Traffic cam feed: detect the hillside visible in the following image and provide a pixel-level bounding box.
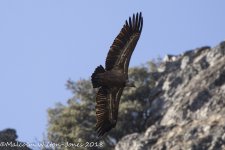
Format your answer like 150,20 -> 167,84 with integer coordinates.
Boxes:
116,41 -> 225,150
0,129 -> 31,150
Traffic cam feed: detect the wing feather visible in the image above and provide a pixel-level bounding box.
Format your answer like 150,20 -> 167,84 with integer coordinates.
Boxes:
95,87 -> 111,137
95,87 -> 124,137
105,12 -> 143,71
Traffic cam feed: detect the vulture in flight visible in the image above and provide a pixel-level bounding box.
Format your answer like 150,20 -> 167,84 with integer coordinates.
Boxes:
91,12 -> 143,137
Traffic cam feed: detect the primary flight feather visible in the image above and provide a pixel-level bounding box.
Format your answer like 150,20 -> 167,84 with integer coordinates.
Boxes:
91,12 -> 143,137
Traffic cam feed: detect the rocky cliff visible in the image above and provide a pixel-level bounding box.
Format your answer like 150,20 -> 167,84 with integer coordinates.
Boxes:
115,41 -> 225,150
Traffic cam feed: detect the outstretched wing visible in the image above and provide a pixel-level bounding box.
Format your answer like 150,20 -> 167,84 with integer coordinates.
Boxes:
105,12 -> 143,75
95,87 -> 124,137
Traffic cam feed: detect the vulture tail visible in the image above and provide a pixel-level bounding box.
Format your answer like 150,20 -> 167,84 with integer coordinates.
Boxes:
91,65 -> 105,88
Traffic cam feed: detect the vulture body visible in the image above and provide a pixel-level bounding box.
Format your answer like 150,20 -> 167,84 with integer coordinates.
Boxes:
91,12 -> 143,137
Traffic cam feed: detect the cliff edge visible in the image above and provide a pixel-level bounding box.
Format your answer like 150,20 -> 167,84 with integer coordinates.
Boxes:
116,41 -> 225,150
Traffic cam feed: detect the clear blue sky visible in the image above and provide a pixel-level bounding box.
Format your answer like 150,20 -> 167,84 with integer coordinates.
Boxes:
0,0 -> 224,144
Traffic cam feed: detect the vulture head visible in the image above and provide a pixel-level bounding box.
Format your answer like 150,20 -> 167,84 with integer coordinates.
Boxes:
125,80 -> 136,87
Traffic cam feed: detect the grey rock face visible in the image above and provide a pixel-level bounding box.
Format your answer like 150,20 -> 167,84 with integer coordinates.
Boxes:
0,128 -> 31,150
116,41 -> 225,150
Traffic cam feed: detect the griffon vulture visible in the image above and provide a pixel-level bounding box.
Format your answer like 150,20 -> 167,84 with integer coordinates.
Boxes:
91,12 -> 143,137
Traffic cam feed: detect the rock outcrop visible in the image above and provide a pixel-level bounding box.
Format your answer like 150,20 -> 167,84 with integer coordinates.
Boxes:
115,41 -> 225,150
0,128 -> 31,150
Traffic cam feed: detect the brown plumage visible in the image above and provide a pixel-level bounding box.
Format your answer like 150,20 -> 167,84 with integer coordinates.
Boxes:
91,12 -> 143,137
